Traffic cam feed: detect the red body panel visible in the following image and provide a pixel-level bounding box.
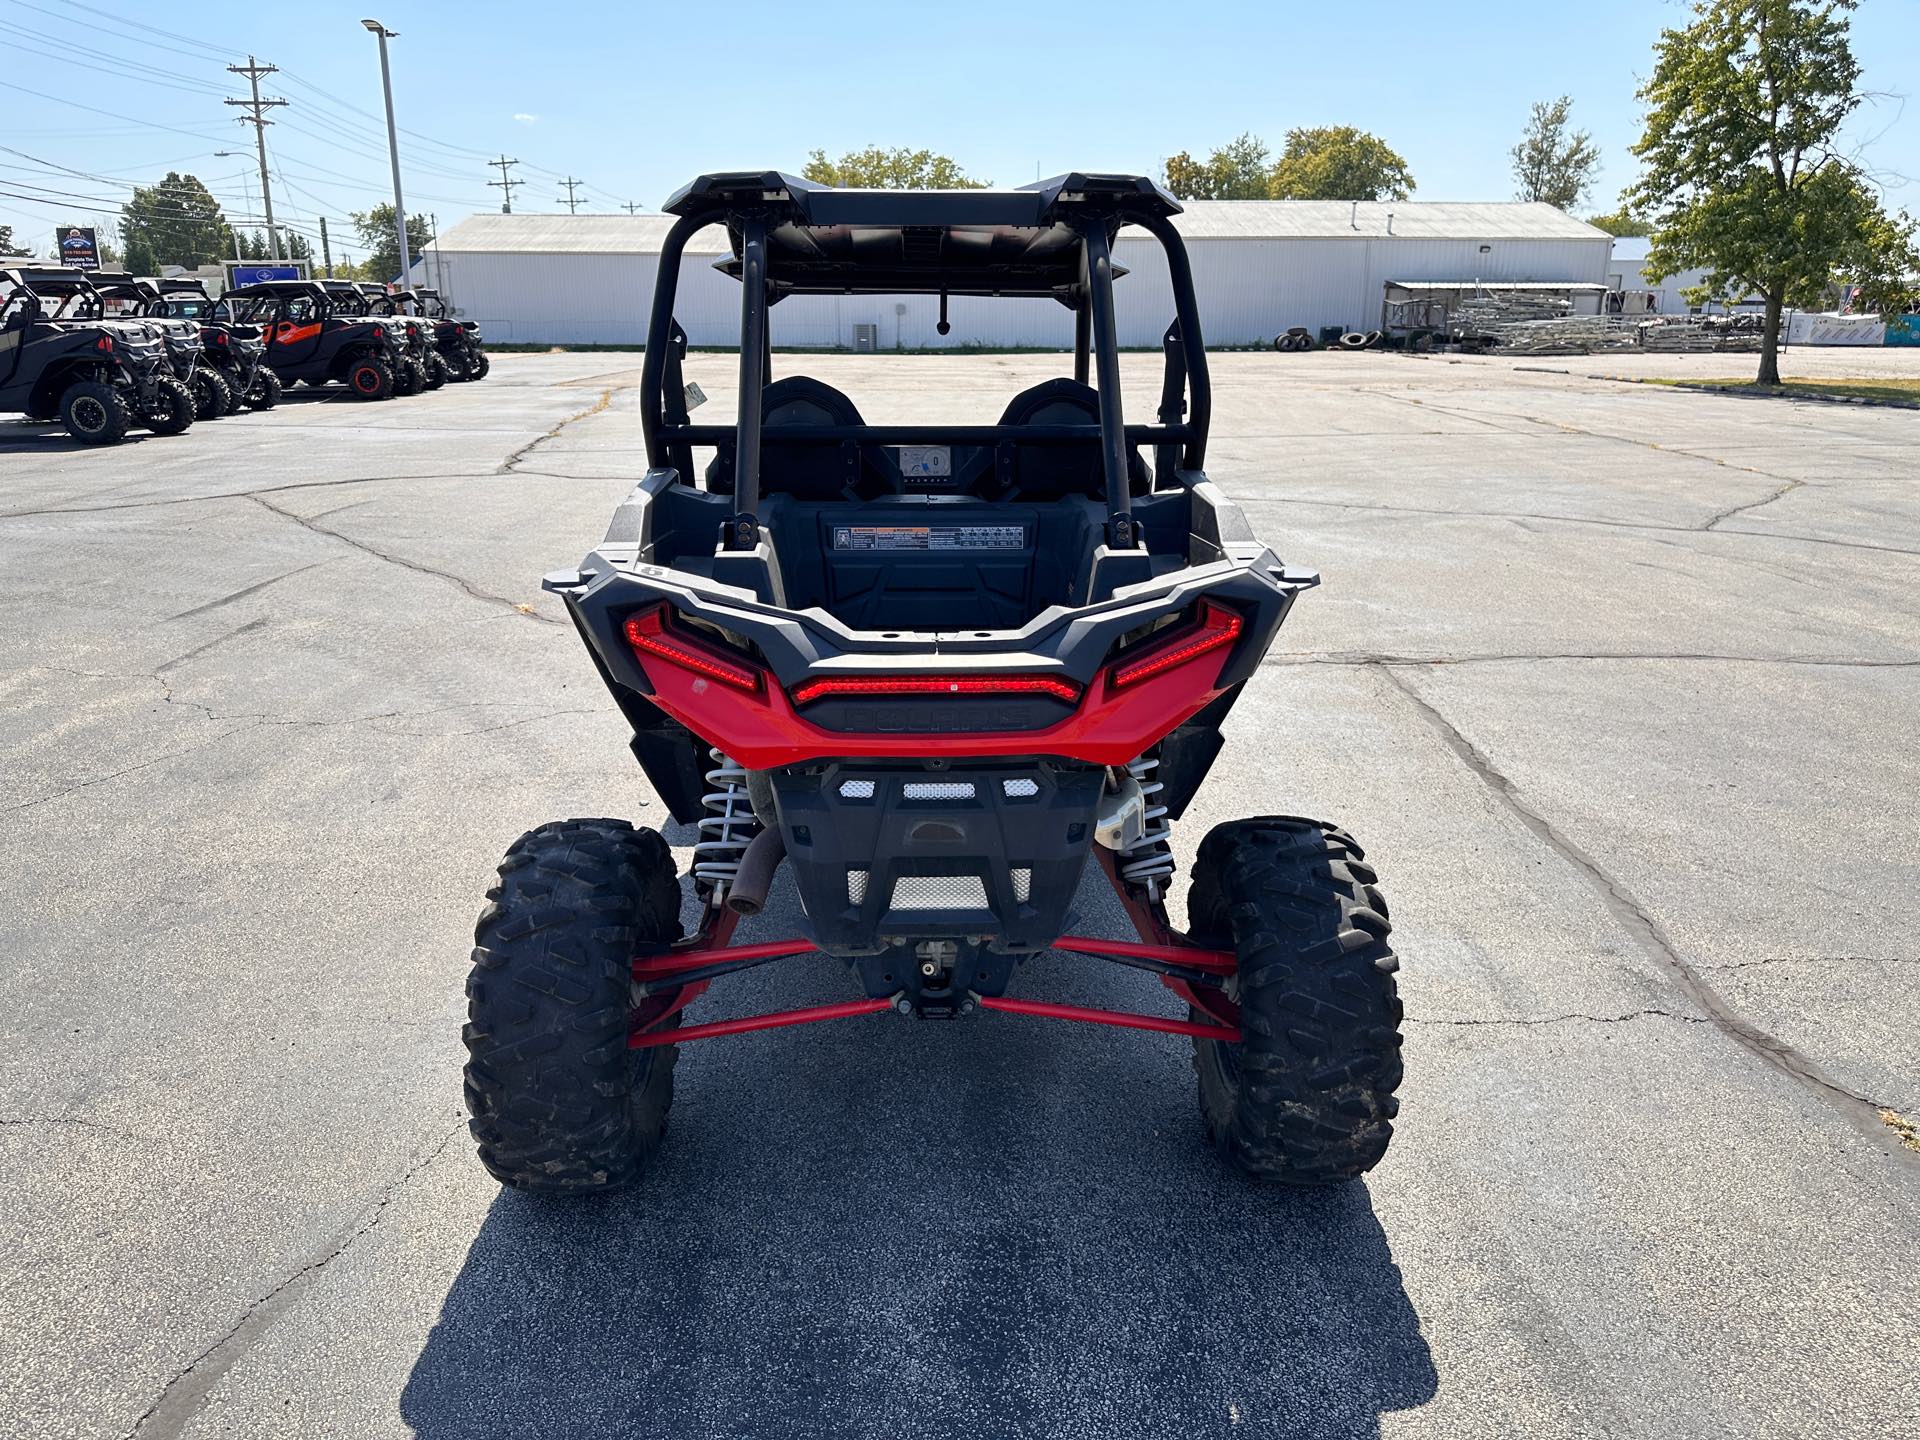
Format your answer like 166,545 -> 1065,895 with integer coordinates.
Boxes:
631,646 -> 1234,767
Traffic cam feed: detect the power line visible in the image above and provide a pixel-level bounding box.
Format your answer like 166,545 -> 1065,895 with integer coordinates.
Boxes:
487,155 -> 522,213
557,176 -> 585,214
224,56 -> 285,261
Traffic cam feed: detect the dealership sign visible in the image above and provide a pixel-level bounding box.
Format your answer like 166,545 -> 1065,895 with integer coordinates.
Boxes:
56,225 -> 100,270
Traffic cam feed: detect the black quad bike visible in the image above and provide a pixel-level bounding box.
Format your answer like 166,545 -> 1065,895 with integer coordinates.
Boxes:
86,272 -> 236,421
464,173 -> 1404,1195
324,281 -> 445,393
1,267 -> 195,443
147,279 -> 282,411
219,279 -> 408,400
402,287 -> 488,381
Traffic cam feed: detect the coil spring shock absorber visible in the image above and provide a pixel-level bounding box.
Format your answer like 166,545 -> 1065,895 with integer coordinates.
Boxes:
1118,753 -> 1175,903
694,748 -> 756,907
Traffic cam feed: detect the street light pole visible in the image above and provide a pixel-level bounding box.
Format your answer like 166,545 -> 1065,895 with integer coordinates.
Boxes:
362,19 -> 411,286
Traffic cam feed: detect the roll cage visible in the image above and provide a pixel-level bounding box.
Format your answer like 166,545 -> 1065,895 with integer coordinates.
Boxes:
637,170 -> 1212,553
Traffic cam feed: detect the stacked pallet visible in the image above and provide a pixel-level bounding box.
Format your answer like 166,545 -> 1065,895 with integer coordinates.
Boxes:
1490,316 -> 1641,355
1453,292 -> 1572,334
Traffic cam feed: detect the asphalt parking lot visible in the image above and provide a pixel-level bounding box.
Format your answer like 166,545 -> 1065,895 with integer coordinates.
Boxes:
3,349 -> 1916,1440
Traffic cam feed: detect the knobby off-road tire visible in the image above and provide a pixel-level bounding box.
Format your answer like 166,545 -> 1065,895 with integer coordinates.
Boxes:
471,350 -> 490,379
464,818 -> 684,1194
190,368 -> 233,420
422,351 -> 450,390
445,348 -> 474,382
245,368 -> 282,410
58,379 -> 130,444
347,356 -> 395,401
1187,816 -> 1403,1184
139,375 -> 196,435
395,357 -> 425,396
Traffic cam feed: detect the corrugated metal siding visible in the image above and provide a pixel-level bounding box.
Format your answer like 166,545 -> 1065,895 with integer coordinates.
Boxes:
427,234 -> 1611,348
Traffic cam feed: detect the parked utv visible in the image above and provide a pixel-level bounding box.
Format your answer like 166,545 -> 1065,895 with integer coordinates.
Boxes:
400,287 -> 487,381
324,281 -> 443,393
147,278 -> 282,411
1,266 -> 195,442
88,272 -> 236,420
464,172 -> 1404,1196
220,279 -> 407,400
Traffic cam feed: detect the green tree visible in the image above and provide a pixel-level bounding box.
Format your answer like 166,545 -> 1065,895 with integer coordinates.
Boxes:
1162,133 -> 1272,199
0,223 -> 30,257
1630,0 -> 1920,384
1511,96 -> 1601,209
350,205 -> 434,283
118,172 -> 229,275
1586,205 -> 1653,237
1268,127 -> 1414,200
802,147 -> 987,189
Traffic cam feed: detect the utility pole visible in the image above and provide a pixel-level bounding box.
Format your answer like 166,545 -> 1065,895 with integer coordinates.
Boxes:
362,20 -> 410,286
487,155 -> 522,213
224,56 -> 286,261
319,214 -> 333,277
621,200 -> 642,215
557,177 -> 585,214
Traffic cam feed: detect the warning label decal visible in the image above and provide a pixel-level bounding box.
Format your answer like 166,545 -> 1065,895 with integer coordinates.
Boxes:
832,525 -> 1026,552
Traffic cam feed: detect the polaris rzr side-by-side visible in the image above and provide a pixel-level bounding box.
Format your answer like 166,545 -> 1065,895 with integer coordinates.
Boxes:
147,278 -> 282,411
219,279 -> 407,400
465,172 -> 1404,1195
0,267 -> 196,443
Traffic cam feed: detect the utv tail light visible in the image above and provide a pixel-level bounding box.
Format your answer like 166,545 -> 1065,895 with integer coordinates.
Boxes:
790,674 -> 1081,706
624,606 -> 761,692
95,335 -> 113,351
1108,601 -> 1243,690
372,326 -> 385,338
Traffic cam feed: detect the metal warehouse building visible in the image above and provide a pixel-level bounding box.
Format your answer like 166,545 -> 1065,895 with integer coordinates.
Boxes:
416,199 -> 1611,348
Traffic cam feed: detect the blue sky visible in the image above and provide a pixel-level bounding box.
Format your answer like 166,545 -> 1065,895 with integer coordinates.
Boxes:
4,0 -> 1917,260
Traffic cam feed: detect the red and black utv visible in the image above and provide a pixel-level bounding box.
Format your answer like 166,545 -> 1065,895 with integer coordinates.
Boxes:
219,279 -> 407,400
464,172 -> 1404,1195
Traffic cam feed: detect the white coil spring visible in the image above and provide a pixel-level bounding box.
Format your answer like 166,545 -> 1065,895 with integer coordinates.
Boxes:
1119,754 -> 1175,902
694,749 -> 755,906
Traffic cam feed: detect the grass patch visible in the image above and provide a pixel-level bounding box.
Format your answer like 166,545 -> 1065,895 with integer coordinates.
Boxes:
1643,376 -> 1920,404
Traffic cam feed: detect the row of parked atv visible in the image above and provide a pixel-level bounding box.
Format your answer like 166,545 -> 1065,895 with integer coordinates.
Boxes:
0,266 -> 489,446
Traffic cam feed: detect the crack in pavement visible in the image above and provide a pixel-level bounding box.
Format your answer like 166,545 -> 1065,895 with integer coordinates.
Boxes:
1236,494 -> 1920,561
122,1122 -> 467,1440
497,384 -> 622,474
2,726 -> 252,815
245,493 -> 563,625
1705,477 -> 1808,530
1268,650 -> 1920,670
1697,954 -> 1918,972
0,471 -> 494,521
0,1115 -> 152,1143
1407,1009 -> 1710,1028
1377,663 -> 1917,1163
164,562 -> 331,622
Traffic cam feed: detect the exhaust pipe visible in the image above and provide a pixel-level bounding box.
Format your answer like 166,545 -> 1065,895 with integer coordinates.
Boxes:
725,827 -> 787,916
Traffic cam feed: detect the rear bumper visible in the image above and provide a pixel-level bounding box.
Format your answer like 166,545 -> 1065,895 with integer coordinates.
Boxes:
769,759 -> 1104,954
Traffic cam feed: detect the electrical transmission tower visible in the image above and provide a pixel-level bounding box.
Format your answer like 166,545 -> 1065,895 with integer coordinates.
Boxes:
225,56 -> 287,261
487,155 -> 523,213
557,177 -> 585,214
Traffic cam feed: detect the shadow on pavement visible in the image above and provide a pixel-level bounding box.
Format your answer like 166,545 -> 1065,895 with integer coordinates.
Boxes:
402,888 -> 1436,1439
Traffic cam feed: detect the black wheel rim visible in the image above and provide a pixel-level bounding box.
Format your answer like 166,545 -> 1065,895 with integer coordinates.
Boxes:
71,396 -> 107,432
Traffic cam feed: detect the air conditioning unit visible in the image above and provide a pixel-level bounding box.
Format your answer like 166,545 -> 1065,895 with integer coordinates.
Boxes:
852,323 -> 878,353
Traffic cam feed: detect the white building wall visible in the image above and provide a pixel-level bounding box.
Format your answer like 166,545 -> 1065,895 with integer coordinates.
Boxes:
424,233 -> 1612,349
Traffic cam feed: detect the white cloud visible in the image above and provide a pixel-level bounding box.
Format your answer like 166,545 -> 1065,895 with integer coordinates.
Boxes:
513,112 -> 539,124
